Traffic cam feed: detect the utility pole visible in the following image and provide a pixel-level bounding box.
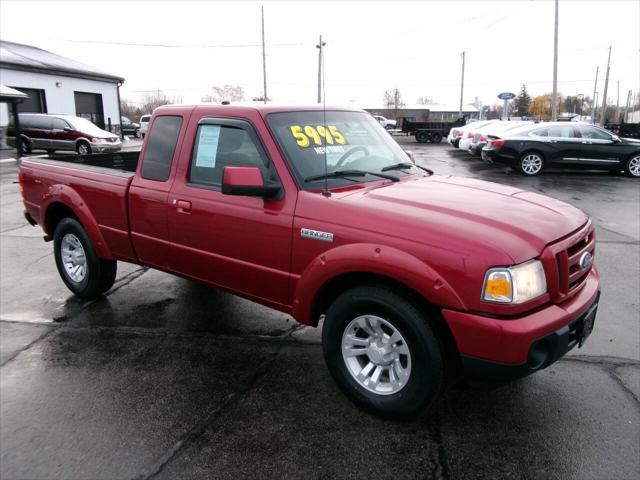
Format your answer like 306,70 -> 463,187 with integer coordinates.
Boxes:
459,51 -> 465,117
624,89 -> 632,123
551,0 -> 559,121
600,45 -> 612,126
615,80 -> 620,123
316,35 -> 325,104
261,5 -> 267,104
591,66 -> 599,124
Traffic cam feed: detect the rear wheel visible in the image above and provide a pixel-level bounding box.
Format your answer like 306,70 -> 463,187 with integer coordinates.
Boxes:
53,217 -> 117,298
518,152 -> 544,176
416,132 -> 429,143
322,285 -> 444,418
625,155 -> 640,178
431,133 -> 443,143
76,141 -> 91,156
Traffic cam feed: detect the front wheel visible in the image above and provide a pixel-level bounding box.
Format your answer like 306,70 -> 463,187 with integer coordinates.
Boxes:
76,141 -> 91,156
53,218 -> 117,298
518,152 -> 544,176
322,285 -> 444,418
625,155 -> 640,178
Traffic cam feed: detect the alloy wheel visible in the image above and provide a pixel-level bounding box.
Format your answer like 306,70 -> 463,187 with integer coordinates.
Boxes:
61,233 -> 87,283
341,315 -> 412,395
628,156 -> 640,177
521,154 -> 543,175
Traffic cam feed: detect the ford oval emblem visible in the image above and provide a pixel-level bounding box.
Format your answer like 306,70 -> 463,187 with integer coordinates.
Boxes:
579,251 -> 593,270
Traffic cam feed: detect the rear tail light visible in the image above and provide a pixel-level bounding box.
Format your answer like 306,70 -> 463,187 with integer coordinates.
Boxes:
467,132 -> 474,138
489,138 -> 505,148
18,172 -> 25,198
479,136 -> 487,142
452,129 -> 460,137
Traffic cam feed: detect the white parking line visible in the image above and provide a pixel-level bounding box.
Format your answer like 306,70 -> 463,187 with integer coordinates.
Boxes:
0,158 -> 17,164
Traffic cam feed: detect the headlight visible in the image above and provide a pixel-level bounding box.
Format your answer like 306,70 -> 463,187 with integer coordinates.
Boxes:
92,138 -> 106,144
482,259 -> 547,304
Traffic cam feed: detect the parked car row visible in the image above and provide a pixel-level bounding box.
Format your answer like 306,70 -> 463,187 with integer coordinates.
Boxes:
449,120 -> 640,178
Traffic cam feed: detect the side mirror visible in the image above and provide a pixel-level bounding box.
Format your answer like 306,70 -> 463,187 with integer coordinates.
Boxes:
221,166 -> 281,198
63,127 -> 72,132
611,135 -> 621,143
404,150 -> 416,163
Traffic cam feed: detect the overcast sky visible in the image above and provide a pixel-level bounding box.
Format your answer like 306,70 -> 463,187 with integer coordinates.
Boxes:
1,0 -> 638,109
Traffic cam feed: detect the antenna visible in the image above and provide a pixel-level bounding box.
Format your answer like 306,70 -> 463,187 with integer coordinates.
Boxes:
321,35 -> 330,198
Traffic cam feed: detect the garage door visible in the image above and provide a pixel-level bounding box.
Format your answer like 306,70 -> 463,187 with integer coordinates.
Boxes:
10,87 -> 47,113
74,91 -> 105,129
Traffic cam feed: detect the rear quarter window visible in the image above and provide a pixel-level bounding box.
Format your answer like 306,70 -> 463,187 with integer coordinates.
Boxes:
141,116 -> 183,182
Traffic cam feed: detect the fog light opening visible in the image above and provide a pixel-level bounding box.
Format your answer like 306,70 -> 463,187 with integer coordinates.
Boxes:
528,339 -> 552,370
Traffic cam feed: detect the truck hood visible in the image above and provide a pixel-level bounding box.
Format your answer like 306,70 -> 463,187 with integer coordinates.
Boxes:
346,175 -> 588,263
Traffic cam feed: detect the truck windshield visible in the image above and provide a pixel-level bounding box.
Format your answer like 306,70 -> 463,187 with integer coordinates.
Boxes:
266,111 -> 419,189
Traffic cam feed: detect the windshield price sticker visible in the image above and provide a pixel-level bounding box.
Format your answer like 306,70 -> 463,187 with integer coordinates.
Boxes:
290,125 -> 347,148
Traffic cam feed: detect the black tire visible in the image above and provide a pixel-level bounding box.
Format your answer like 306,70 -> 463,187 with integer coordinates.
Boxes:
517,151 -> 545,176
625,154 -> 640,178
76,141 -> 91,156
19,137 -> 32,154
141,133 -> 145,139
322,285 -> 444,418
431,133 -> 443,143
133,129 -> 139,138
415,132 -> 429,143
53,217 -> 117,298
46,149 -> 55,155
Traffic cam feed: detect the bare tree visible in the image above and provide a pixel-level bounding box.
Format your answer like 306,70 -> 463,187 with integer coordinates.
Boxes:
202,85 -> 245,103
383,88 -> 405,119
139,90 -> 172,114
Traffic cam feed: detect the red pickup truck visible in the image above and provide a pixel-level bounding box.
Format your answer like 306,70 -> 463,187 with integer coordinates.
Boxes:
18,104 -> 600,417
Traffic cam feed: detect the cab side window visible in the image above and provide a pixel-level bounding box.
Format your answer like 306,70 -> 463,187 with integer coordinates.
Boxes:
141,115 -> 183,182
189,123 -> 270,187
547,125 -> 576,138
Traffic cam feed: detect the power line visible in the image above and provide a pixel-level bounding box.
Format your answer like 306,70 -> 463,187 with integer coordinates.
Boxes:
54,38 -> 309,48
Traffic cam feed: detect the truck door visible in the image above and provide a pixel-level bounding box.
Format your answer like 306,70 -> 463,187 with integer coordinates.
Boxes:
166,116 -> 293,307
129,114 -> 187,269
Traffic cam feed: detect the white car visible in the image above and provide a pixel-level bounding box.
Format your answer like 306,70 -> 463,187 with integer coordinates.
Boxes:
458,120 -> 502,151
139,114 -> 151,138
467,121 -> 533,155
447,120 -> 494,147
373,115 -> 397,130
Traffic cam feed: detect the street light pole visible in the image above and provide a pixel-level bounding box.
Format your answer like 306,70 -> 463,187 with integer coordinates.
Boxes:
591,66 -> 599,124
551,0 -> 559,121
600,45 -> 612,126
459,51 -> 465,117
316,35 -> 326,104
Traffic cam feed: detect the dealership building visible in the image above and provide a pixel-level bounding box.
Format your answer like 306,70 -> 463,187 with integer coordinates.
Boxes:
0,40 -> 124,132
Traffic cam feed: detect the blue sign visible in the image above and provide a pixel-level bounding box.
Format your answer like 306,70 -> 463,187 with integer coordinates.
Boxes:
498,92 -> 516,100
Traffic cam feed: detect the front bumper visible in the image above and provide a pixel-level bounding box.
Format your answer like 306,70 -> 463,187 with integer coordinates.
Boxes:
92,141 -> 122,153
442,267 -> 600,380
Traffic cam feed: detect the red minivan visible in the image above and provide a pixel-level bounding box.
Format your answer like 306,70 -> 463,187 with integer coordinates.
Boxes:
8,113 -> 122,155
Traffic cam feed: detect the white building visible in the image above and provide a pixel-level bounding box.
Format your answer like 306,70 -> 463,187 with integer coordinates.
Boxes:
0,40 -> 124,133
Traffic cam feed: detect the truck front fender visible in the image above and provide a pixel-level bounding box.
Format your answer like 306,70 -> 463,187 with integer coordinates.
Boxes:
41,184 -> 114,260
292,243 -> 466,325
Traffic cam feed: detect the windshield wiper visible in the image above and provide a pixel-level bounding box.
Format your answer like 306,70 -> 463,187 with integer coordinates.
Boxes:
304,169 -> 399,183
381,162 -> 433,175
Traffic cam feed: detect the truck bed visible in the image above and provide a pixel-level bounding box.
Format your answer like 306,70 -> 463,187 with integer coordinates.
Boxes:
34,151 -> 140,176
20,151 -> 140,263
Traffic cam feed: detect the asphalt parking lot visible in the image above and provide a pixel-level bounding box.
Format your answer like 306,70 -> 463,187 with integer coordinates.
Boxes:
1,140 -> 639,480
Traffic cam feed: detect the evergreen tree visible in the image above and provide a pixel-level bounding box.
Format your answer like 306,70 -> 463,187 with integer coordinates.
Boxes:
514,84 -> 531,117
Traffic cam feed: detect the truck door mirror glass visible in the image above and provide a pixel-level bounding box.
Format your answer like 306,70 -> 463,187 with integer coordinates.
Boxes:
221,166 -> 281,198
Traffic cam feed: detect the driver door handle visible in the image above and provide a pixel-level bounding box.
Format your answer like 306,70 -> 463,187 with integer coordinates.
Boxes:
172,199 -> 192,213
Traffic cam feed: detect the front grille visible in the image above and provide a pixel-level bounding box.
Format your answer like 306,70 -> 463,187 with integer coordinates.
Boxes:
555,229 -> 595,295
